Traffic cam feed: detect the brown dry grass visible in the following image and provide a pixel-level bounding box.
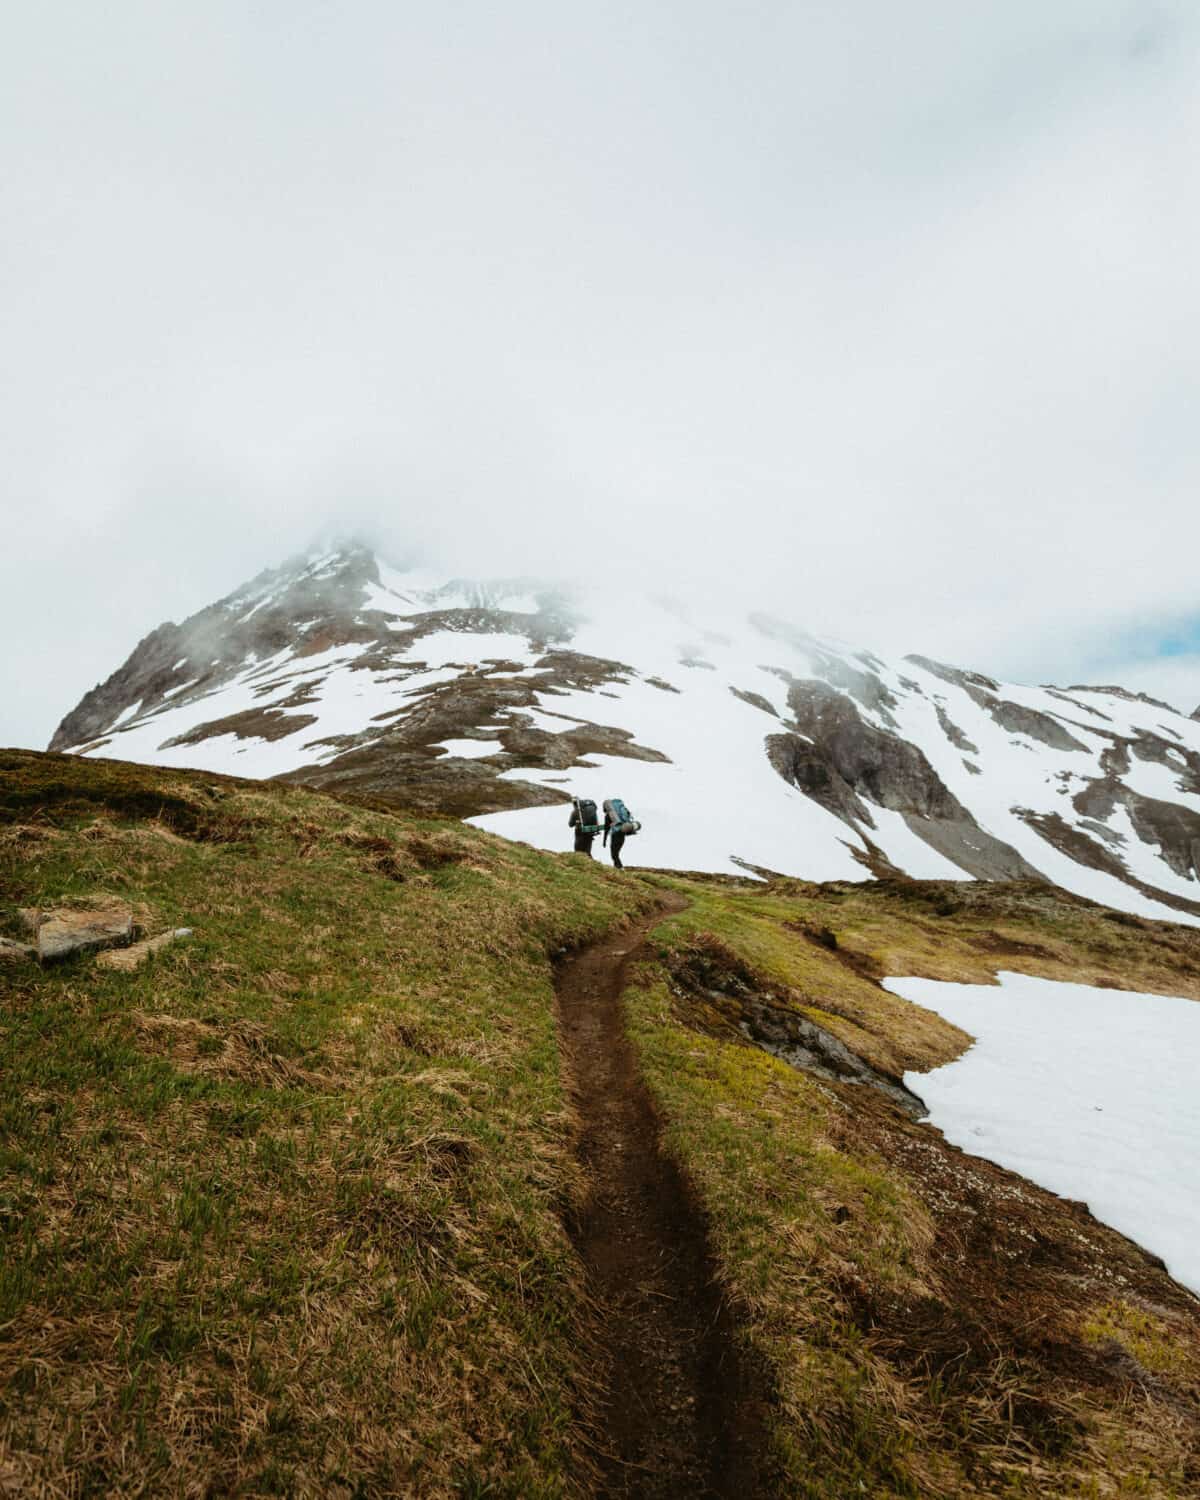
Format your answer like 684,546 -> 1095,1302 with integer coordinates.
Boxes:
0,748 -> 649,1497
623,879 -> 1200,1496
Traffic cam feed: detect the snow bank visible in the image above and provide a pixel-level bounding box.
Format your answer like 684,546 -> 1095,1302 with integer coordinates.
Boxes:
434,738 -> 502,759
885,972 -> 1200,1296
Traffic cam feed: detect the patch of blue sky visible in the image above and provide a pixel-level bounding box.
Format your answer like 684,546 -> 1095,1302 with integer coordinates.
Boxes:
1155,620 -> 1200,659
1092,615 -> 1200,669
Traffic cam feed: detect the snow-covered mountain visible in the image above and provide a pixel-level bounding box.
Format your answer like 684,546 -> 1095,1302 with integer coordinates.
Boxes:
51,543 -> 1200,923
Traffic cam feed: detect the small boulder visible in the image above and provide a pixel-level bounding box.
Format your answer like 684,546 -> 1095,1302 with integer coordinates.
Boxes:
0,937 -> 36,963
33,903 -> 134,962
97,928 -> 192,972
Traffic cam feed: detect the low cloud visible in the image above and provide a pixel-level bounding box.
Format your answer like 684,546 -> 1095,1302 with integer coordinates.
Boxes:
2,1 -> 1198,744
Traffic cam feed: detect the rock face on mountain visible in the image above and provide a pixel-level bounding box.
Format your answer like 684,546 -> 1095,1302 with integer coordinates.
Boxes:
764,681 -> 1041,882
50,543 -> 1200,923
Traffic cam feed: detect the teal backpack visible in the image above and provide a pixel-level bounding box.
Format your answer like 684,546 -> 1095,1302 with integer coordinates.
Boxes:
609,798 -> 641,836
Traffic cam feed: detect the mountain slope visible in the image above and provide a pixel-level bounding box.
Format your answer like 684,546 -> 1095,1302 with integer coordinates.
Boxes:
50,543 -> 1200,922
4,750 -> 1200,1496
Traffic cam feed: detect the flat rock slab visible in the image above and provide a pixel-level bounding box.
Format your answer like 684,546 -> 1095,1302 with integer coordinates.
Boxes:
32,904 -> 134,962
97,928 -> 192,972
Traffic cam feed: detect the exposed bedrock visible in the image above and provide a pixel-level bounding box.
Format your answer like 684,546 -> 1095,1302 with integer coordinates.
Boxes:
277,649 -> 667,817
1127,733 -> 1200,795
986,699 -> 1089,752
1073,777 -> 1200,883
905,655 -> 1087,751
766,680 -> 1041,881
49,545 -> 582,755
752,613 -> 900,724
665,937 -> 926,1117
161,708 -> 319,749
278,745 -> 565,819
1067,683 -> 1181,713
730,687 -> 780,718
904,655 -> 999,695
1019,810 -> 1200,919
933,704 -> 978,754
50,546 -> 384,751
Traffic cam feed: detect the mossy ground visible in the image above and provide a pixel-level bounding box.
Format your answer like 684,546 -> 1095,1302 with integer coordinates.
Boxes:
625,876 -> 1200,1497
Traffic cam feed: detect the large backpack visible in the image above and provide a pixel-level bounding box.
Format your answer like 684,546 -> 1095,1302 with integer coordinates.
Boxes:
609,797 -> 641,836
575,797 -> 601,834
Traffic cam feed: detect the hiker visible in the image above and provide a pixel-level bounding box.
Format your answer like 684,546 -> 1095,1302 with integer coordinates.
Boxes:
568,796 -> 600,857
602,797 -> 641,870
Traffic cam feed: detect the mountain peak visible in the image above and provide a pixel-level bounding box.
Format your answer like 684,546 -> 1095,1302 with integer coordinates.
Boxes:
49,550 -> 1200,925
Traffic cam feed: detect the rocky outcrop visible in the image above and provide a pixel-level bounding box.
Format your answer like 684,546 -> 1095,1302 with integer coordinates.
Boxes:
162,708 -> 319,749
753,615 -> 900,725
905,655 -> 999,694
665,935 -> 926,1116
1019,810 -> 1200,919
1073,778 -> 1200,883
23,901 -> 134,961
934,704 -> 978,754
383,605 -> 572,660
988,700 -> 1088,752
766,681 -> 1041,881
50,545 -> 385,751
779,681 -> 960,821
906,654 -> 1086,751
730,687 -> 779,718
1067,685 -> 1181,714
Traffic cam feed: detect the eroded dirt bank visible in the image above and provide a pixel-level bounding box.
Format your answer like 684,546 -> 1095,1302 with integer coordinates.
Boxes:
555,897 -> 775,1498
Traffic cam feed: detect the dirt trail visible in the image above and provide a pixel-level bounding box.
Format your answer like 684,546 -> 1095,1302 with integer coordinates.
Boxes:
556,896 -> 774,1498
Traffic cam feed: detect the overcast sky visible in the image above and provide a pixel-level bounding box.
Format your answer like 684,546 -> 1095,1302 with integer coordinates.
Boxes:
3,1 -> 1198,748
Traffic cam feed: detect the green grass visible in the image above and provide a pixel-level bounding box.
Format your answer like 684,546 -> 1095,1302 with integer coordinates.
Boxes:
618,883 -> 1200,1498
1,751 -> 649,1497
5,751 -> 1200,1497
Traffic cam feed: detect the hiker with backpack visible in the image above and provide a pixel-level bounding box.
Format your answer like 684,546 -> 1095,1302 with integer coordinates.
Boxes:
602,797 -> 641,870
568,796 -> 601,857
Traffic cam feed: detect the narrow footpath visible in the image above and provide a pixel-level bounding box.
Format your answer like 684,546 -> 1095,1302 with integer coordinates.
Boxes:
555,897 -> 774,1498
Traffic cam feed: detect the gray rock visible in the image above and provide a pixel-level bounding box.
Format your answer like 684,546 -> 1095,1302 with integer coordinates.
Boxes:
907,656 -> 1088,750
740,1000 -> 926,1119
765,681 -> 1042,881
934,703 -> 978,754
33,904 -> 134,962
730,687 -> 779,718
0,937 -> 36,963
986,699 -> 1088,752
905,654 -> 999,694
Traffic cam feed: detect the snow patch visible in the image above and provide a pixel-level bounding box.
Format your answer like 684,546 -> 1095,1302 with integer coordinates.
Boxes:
886,971 -> 1200,1296
434,738 -> 502,760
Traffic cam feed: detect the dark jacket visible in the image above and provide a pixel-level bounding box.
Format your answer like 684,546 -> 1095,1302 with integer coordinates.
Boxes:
569,801 -> 595,854
601,800 -> 626,866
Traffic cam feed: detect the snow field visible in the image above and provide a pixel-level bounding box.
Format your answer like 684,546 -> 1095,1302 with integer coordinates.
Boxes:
878,658 -> 1200,925
470,590 -> 870,879
70,554 -> 1200,914
886,972 -> 1200,1296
